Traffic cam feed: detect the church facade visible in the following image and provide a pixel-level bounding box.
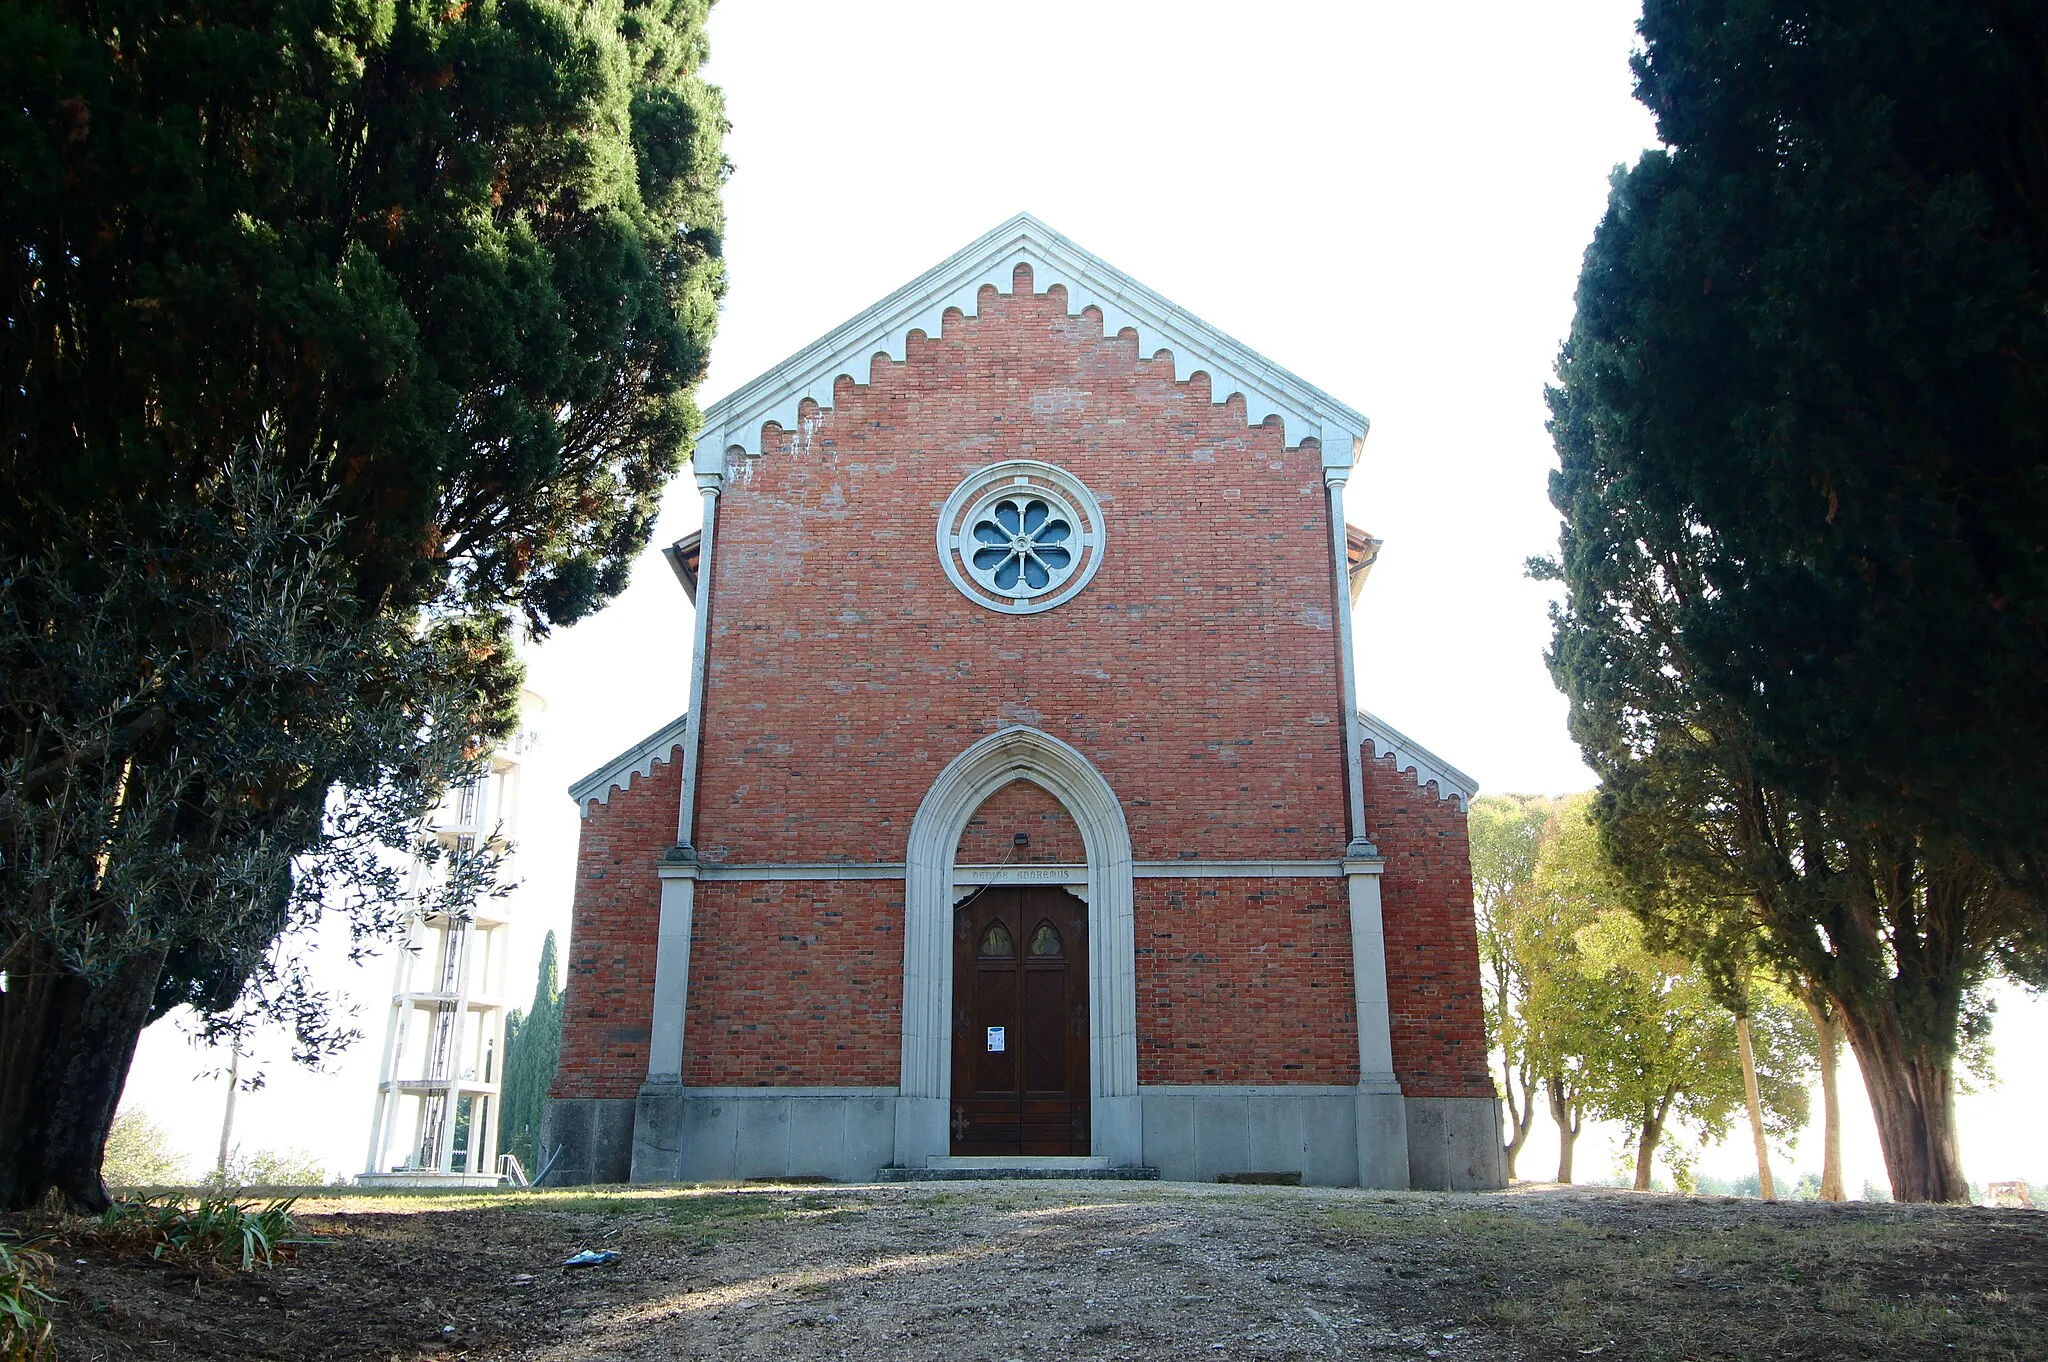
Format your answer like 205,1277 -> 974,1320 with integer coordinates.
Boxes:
541,216 -> 1504,1188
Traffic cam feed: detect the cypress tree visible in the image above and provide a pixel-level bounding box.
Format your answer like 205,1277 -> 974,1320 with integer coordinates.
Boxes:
497,930 -> 561,1175
1,0 -> 724,1209
1544,0 -> 2047,1200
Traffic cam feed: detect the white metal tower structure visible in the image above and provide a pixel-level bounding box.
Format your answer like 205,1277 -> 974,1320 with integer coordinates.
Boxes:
361,691 -> 543,1187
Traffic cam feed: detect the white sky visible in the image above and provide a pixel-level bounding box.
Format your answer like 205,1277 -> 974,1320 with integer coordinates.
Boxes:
120,0 -> 2046,1195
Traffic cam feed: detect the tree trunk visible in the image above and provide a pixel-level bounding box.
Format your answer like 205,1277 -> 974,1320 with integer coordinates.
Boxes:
0,943 -> 168,1212
1804,993 -> 1844,1201
1632,1103 -> 1667,1192
214,1043 -> 241,1181
1547,1075 -> 1581,1184
1831,991 -> 1968,1202
1735,1015 -> 1777,1201
1502,1062 -> 1536,1181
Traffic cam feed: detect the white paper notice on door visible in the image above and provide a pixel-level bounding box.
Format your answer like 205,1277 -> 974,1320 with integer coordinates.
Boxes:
986,1026 -> 1006,1053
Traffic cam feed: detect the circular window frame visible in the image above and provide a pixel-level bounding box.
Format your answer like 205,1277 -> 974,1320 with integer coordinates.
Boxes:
937,460 -> 1105,615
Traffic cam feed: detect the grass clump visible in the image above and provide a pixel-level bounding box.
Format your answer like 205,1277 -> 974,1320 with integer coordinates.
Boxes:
97,1196 -> 306,1271
0,1238 -> 56,1361
658,1192 -> 785,1252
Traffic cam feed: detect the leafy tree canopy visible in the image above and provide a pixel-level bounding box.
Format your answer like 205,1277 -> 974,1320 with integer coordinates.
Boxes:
1523,798 -> 1812,1192
1469,793 -> 1562,1178
498,929 -> 561,1174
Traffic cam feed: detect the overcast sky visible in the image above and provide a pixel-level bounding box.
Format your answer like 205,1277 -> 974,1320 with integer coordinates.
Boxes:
120,0 -> 2046,1195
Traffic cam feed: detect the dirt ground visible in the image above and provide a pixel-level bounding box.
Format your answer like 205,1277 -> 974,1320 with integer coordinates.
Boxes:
13,1181 -> 2046,1361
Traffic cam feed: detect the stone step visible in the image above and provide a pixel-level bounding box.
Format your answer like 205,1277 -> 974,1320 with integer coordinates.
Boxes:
877,1158 -> 1160,1182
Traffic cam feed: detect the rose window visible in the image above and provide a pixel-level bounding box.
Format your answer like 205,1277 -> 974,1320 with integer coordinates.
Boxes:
938,460 -> 1106,615
969,497 -> 1074,594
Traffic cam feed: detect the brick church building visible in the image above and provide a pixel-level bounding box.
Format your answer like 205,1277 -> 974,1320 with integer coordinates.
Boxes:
542,216 -> 1503,1188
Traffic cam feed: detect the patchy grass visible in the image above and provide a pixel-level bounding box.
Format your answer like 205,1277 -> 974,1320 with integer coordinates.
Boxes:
1315,1195 -> 2043,1359
0,1236 -> 56,1361
7,1183 -> 2042,1361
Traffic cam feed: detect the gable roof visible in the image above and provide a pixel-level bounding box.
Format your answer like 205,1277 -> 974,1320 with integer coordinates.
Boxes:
696,213 -> 1370,475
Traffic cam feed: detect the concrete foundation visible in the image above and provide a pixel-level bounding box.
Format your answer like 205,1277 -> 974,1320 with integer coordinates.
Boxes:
632,1085 -> 897,1183
538,1096 -> 635,1186
543,1085 -> 1505,1189
1140,1085 -> 1362,1186
1405,1096 -> 1508,1191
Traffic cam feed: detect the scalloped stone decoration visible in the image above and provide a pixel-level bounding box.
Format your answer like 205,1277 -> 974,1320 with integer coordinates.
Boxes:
697,214 -> 1369,474
1358,709 -> 1479,809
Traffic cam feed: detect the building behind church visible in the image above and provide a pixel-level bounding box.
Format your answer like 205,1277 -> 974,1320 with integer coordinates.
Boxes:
542,216 -> 1504,1188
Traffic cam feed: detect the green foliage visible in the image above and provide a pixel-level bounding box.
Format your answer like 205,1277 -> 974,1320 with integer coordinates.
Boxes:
1540,0 -> 2046,1201
1,0 -> 727,629
0,457 -> 511,1065
209,1148 -> 328,1189
497,930 -> 562,1173
1469,794 -> 1562,1171
100,1111 -> 186,1188
97,1195 -> 304,1271
0,1238 -> 55,1362
0,0 -> 724,1209
1543,0 -> 2048,879
1522,798 -> 1812,1187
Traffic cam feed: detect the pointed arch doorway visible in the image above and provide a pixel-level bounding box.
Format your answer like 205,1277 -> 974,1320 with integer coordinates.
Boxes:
951,885 -> 1090,1155
896,725 -> 1139,1170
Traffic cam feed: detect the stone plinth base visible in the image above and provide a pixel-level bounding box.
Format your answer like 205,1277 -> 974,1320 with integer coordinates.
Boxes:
539,1086 -> 1506,1190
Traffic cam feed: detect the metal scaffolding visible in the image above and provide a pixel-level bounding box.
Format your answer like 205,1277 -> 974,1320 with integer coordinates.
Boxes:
360,694 -> 542,1187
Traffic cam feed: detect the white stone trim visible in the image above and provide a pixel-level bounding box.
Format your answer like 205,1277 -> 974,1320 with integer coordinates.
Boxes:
937,460 -> 1105,615
677,1086 -> 900,1098
646,866 -> 697,1081
568,712 -> 690,815
675,471 -> 723,848
1357,709 -> 1479,809
697,214 -> 1369,470
694,863 -> 904,881
1344,857 -> 1410,1188
1140,1084 -> 1357,1097
1343,860 -> 1401,1092
1327,471 -> 1373,856
685,859 -> 1352,881
897,726 -> 1139,1168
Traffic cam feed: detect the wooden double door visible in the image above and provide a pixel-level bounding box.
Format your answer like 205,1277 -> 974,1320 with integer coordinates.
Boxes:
950,886 -> 1090,1156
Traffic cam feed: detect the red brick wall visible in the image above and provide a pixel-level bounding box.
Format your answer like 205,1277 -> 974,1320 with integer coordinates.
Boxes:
1135,878 -> 1359,1084
1365,754 -> 1495,1099
682,880 -> 903,1086
551,754 -> 681,1101
955,779 -> 1083,864
690,267 -> 1350,867
553,270 -> 1493,1107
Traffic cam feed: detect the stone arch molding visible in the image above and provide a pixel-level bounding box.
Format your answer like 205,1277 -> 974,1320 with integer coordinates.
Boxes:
895,725 -> 1140,1168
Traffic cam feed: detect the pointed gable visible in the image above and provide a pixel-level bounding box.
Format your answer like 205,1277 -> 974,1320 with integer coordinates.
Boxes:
696,214 -> 1370,476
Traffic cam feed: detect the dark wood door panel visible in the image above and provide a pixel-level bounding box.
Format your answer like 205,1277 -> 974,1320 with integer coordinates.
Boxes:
1023,968 -> 1066,1092
951,886 -> 1091,1156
